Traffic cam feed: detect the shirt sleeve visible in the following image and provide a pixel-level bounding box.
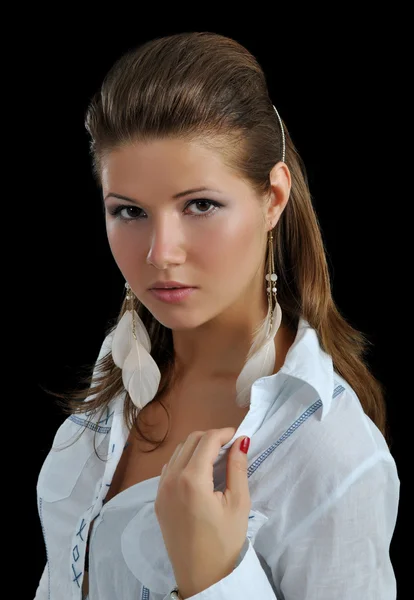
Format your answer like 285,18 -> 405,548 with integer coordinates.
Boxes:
276,453 -> 399,599
33,562 -> 48,599
163,536 -> 279,599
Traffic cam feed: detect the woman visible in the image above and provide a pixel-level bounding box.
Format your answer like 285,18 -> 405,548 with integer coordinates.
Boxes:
35,32 -> 399,599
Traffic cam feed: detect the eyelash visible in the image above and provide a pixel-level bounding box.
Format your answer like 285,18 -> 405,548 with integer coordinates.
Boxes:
108,199 -> 223,222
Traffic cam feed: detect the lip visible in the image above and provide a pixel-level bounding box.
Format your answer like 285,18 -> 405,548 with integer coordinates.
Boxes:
150,287 -> 196,303
149,280 -> 192,290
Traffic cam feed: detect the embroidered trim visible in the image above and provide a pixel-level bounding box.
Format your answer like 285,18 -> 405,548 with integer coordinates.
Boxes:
69,414 -> 111,434
247,384 -> 345,478
141,585 -> 150,599
38,497 -> 51,600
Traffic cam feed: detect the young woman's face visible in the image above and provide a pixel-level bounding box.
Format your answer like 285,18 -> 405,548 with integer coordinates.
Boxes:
101,138 -> 277,330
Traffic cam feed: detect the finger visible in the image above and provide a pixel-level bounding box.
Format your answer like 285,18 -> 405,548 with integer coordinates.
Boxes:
158,462 -> 168,486
223,435 -> 251,508
167,440 -> 185,467
168,431 -> 205,475
185,427 -> 236,479
158,439 -> 184,487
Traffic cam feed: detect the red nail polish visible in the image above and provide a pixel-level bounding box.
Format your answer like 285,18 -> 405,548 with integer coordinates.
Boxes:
240,436 -> 250,454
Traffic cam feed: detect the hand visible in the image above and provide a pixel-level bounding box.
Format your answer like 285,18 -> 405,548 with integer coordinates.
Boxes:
154,427 -> 251,599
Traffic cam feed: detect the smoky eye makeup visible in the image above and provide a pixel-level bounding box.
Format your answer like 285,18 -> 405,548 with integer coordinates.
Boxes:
107,198 -> 224,222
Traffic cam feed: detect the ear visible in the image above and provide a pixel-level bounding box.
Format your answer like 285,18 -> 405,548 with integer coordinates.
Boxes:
266,161 -> 291,228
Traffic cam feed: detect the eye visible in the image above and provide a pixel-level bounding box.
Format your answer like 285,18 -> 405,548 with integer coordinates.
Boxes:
107,199 -> 223,222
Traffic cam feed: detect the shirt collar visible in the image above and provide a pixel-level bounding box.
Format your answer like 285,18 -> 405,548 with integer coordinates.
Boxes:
258,317 -> 335,419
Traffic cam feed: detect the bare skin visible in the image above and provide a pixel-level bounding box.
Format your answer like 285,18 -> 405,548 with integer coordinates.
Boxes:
81,325 -> 295,598
100,134 -> 294,501
104,323 -> 296,503
102,138 -> 291,380
82,138 -> 293,595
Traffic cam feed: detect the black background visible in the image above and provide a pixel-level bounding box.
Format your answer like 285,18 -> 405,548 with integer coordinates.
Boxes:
22,15 -> 407,599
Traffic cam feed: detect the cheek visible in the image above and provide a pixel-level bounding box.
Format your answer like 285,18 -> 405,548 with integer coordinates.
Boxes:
106,224 -> 143,273
196,217 -> 262,278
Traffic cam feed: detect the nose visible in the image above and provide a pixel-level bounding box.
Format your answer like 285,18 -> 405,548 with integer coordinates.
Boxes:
146,219 -> 186,269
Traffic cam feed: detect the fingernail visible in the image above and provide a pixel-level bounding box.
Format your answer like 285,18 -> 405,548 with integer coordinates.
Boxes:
240,437 -> 250,454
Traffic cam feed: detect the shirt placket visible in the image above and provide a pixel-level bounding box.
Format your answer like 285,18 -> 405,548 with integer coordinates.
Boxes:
70,405 -> 127,600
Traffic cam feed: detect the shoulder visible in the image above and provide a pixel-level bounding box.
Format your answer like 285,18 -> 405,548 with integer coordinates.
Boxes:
291,374 -> 398,502
263,374 -> 398,513
259,376 -> 399,539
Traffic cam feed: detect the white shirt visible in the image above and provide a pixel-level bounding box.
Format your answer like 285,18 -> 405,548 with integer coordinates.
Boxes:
35,318 -> 399,599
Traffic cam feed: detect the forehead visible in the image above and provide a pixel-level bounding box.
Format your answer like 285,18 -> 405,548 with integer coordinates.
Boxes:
101,138 -> 250,197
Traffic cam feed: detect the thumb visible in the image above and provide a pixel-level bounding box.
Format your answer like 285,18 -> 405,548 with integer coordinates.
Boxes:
224,436 -> 251,504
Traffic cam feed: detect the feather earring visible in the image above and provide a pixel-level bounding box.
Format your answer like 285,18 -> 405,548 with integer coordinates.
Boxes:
111,283 -> 161,410
235,228 -> 282,408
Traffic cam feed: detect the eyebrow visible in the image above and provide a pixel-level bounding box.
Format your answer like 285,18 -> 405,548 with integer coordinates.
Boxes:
103,187 -> 220,204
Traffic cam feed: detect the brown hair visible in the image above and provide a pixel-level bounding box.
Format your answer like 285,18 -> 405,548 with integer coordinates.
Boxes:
47,32 -> 389,450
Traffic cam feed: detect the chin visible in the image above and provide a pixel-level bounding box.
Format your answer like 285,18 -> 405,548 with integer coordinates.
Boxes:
154,308 -> 215,332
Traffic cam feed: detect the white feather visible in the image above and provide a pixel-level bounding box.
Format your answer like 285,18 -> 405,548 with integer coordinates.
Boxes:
236,301 -> 282,407
112,310 -> 161,410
